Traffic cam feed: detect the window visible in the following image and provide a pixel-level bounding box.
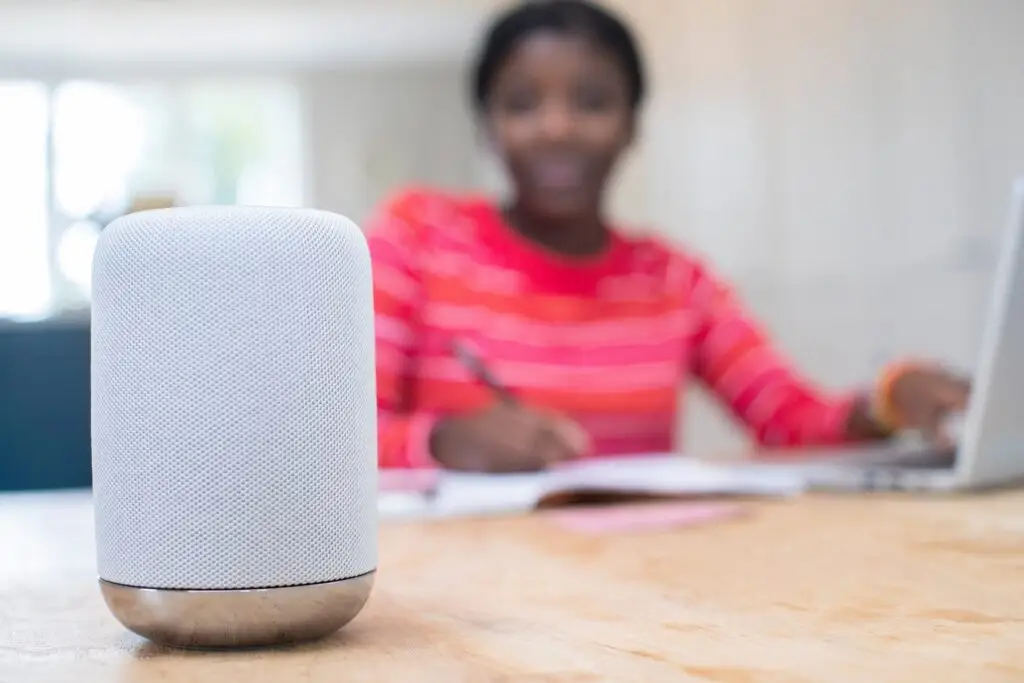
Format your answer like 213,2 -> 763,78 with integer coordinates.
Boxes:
0,78 -> 304,319
0,82 -> 51,320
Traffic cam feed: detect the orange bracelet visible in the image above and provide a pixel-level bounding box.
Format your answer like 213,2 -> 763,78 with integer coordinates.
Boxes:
870,360 -> 929,432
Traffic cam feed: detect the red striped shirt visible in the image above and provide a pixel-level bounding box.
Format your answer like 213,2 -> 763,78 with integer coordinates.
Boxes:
367,187 -> 857,469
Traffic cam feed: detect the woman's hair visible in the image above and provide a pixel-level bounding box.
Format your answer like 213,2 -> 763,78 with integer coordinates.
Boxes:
470,0 -> 647,113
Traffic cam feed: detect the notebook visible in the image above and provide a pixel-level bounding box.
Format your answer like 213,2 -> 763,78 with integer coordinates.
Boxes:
379,455 -> 805,520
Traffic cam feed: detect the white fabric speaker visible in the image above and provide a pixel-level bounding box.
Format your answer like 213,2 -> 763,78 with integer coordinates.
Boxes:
90,206 -> 377,649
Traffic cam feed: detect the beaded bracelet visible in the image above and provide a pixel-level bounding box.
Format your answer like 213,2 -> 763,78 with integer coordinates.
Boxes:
869,360 -> 929,433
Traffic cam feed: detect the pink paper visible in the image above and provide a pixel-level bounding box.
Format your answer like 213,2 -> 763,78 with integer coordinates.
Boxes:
547,501 -> 747,534
379,468 -> 438,493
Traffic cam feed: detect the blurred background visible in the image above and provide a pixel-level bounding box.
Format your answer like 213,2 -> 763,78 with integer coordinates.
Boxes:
1,0 -> 1022,490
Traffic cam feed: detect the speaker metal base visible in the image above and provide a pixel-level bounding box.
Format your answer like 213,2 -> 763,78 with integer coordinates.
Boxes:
99,571 -> 375,649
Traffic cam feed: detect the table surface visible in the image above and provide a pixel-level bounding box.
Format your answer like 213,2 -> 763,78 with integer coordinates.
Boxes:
2,490 -> 1023,682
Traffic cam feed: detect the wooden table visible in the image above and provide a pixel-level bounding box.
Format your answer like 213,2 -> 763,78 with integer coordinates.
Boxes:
2,490 -> 1023,682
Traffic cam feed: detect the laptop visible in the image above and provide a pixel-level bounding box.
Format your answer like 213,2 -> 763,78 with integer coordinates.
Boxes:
756,179 -> 1024,493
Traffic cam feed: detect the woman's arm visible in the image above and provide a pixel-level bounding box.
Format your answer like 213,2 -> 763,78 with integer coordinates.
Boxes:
685,259 -> 889,447
366,191 -> 442,469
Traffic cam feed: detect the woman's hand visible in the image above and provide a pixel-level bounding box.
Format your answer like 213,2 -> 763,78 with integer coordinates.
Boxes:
887,365 -> 971,447
429,403 -> 591,473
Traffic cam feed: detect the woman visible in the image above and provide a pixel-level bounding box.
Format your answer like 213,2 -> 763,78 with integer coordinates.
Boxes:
368,0 -> 969,472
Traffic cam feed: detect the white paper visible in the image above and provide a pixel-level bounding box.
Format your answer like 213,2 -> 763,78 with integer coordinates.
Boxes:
545,455 -> 805,496
377,491 -> 432,520
429,471 -> 548,518
415,455 -> 805,520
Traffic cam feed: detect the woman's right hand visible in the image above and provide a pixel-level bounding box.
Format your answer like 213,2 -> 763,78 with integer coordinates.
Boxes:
429,403 -> 590,473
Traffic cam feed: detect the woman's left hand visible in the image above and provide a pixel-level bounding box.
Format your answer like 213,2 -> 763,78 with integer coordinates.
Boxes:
887,364 -> 971,447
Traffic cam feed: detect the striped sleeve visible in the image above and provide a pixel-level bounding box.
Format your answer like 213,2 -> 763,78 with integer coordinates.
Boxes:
366,191 -> 440,469
685,259 -> 858,447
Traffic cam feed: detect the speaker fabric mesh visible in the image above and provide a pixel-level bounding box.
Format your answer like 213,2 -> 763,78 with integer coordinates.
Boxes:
91,206 -> 377,590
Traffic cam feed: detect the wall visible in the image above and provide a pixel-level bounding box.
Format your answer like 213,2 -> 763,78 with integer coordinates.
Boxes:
303,64 -> 484,223
608,0 -> 1024,453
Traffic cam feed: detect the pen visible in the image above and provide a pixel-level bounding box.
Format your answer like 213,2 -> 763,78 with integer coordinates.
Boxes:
450,339 -> 591,459
450,339 -> 518,406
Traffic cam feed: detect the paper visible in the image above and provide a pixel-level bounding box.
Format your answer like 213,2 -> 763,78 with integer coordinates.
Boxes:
424,455 -> 805,519
428,471 -> 548,518
378,492 -> 432,520
379,468 -> 437,493
545,455 -> 804,496
547,501 -> 747,534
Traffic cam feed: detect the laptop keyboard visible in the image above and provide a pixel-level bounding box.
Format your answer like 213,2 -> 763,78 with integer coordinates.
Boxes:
883,442 -> 957,469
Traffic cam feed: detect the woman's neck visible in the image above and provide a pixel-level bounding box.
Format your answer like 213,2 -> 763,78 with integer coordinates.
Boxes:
503,203 -> 609,257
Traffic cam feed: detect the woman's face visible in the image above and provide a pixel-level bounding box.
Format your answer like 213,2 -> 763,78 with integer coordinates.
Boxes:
484,31 -> 635,221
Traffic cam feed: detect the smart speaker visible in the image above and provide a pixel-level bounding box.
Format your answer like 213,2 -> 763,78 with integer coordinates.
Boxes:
90,206 -> 378,649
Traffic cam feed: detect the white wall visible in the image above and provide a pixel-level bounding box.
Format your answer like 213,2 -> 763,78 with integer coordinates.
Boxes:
608,0 -> 1024,453
302,65 -> 484,223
